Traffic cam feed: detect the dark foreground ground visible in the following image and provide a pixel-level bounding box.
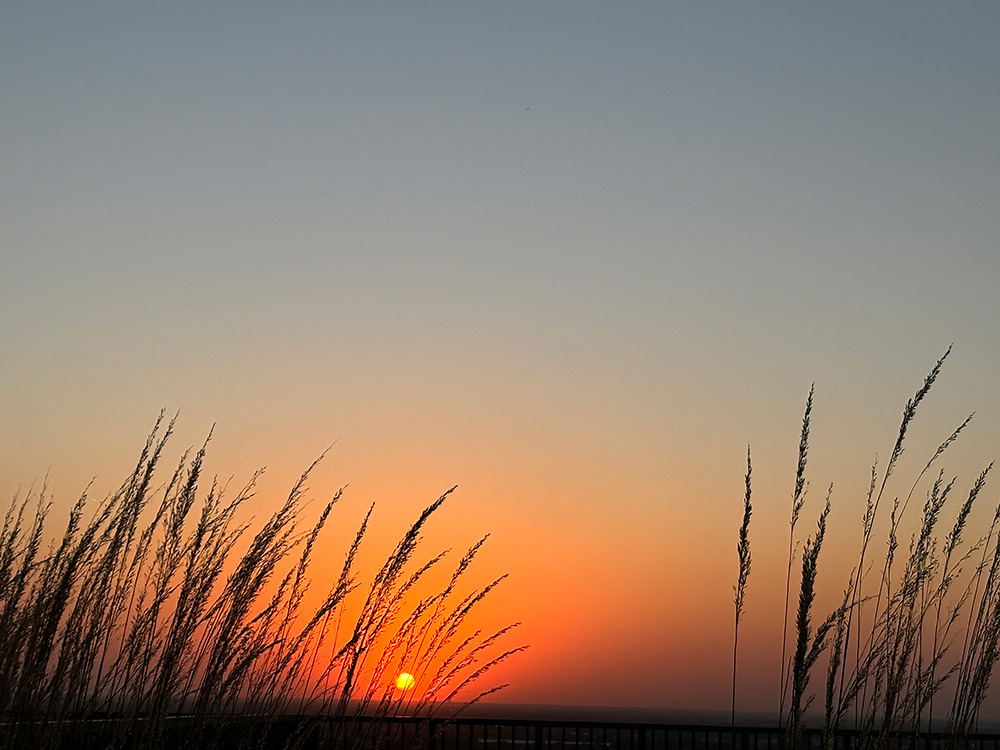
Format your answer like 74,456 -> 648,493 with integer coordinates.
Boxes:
7,707 -> 1000,750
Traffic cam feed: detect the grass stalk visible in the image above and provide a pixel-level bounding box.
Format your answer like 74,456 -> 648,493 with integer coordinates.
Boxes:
732,446 -> 752,726
779,386 -> 813,729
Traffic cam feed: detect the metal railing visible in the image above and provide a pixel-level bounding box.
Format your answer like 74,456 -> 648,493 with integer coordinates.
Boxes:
6,713 -> 1000,749
316,715 -> 1000,750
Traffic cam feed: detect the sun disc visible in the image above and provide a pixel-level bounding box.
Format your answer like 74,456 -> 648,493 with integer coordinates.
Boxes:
395,672 -> 415,691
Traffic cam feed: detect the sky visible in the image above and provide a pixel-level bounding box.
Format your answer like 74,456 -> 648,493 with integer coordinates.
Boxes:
3,1 -> 1000,718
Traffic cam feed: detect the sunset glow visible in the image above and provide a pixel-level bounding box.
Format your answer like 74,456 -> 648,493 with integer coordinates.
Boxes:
3,0 -> 1000,727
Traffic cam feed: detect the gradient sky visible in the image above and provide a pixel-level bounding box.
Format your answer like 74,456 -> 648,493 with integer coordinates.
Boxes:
3,1 -> 1000,716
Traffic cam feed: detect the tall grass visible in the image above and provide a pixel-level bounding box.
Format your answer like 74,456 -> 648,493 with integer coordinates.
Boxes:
736,350 -> 1000,748
778,386 -> 814,732
732,446 -> 752,726
0,415 -> 523,750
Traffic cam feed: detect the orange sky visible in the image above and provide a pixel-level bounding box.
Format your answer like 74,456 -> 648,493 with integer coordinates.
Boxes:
5,367 -> 999,717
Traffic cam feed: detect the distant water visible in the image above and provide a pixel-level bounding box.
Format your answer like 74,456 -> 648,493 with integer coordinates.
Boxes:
461,703 -> 780,728
460,703 -> 1000,733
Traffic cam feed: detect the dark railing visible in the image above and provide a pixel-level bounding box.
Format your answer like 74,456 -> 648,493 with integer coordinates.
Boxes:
6,713 -> 1000,749
316,716 -> 1000,750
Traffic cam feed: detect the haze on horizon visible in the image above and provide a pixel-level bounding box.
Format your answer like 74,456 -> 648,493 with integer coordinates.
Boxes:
2,1 -> 1000,720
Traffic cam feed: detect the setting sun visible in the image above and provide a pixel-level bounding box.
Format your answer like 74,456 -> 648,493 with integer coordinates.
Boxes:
395,672 -> 415,691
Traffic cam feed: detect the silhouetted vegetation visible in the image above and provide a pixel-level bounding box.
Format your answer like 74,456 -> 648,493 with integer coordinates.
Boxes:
0,415 -> 523,749
732,446 -> 752,726
735,349 -> 1000,749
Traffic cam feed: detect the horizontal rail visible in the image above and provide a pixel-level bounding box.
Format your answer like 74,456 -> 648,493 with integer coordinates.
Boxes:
317,715 -> 1000,750
5,713 -> 1000,749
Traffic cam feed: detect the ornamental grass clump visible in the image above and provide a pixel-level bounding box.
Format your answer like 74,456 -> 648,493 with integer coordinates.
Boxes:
734,349 -> 1000,749
0,414 -> 523,750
